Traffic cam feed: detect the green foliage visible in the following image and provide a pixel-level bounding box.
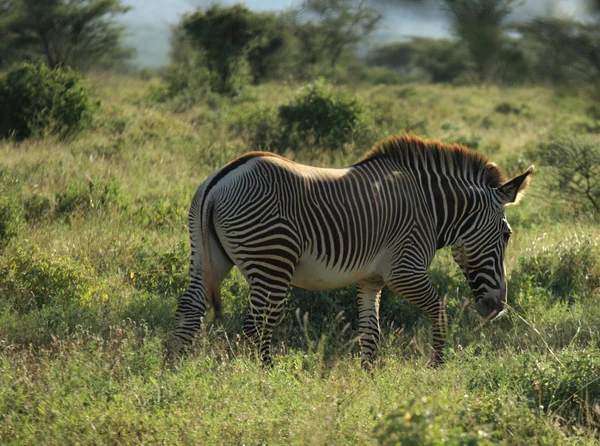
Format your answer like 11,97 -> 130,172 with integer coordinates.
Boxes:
129,241 -> 189,297
0,62 -> 97,140
444,0 -> 518,82
299,0 -> 382,68
278,81 -> 365,151
2,73 -> 600,444
374,397 -> 484,445
519,18 -> 600,92
133,195 -> 187,231
1,0 -> 132,70
148,59 -> 212,103
0,243 -> 101,311
55,176 -> 125,217
517,351 -> 600,427
238,81 -> 368,153
181,5 -> 282,94
509,236 -> 600,306
0,164 -> 21,245
532,136 -> 600,213
412,38 -> 473,84
22,195 -> 53,224
366,37 -> 474,84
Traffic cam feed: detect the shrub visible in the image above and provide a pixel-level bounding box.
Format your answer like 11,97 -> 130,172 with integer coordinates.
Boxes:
532,136 -> 600,213
239,82 -> 370,153
0,62 -> 97,140
0,165 -> 22,245
509,236 -> 600,306
278,81 -> 364,151
0,244 -> 101,311
129,241 -> 189,297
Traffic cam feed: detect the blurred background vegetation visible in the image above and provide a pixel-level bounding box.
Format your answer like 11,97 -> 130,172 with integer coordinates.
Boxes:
0,0 -> 599,90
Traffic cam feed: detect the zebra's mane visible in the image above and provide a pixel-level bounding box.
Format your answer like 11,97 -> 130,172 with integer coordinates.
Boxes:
358,134 -> 507,188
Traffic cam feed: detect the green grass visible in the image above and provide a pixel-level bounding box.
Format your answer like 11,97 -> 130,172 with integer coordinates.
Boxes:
0,76 -> 599,444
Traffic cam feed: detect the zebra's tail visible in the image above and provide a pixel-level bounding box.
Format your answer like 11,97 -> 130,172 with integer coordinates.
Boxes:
199,193 -> 222,320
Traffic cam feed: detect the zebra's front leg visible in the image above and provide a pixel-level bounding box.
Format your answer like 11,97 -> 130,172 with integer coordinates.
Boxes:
357,279 -> 384,368
386,271 -> 447,366
242,285 -> 288,367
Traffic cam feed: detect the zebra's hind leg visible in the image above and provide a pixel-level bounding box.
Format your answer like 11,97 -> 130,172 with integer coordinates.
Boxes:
242,284 -> 289,367
357,279 -> 384,368
386,271 -> 447,366
173,251 -> 233,361
173,276 -> 208,360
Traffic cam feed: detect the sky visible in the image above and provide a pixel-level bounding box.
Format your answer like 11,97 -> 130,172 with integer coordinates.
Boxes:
121,0 -> 591,68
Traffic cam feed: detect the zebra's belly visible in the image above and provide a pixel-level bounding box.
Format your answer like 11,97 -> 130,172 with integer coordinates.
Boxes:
290,254 -> 380,290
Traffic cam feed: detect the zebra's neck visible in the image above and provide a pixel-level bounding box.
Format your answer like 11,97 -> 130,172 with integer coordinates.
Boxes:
414,168 -> 486,250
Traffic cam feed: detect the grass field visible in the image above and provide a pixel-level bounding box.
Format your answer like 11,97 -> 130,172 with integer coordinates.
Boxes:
1,75 -> 599,444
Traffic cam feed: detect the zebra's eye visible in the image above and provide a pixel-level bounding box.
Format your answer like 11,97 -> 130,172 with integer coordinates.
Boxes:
502,231 -> 511,242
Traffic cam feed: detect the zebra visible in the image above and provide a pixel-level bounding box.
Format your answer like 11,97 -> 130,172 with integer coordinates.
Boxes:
173,134 -> 533,366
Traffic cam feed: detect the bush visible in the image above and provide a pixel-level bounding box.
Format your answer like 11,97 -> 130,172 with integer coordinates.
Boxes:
509,236 -> 600,306
0,244 -> 101,311
238,81 -> 369,153
278,81 -> 364,151
0,62 -> 97,140
532,136 -> 600,213
129,241 -> 189,297
0,165 -> 22,245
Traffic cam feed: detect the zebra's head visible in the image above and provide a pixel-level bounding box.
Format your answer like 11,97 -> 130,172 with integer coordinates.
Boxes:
451,167 -> 533,319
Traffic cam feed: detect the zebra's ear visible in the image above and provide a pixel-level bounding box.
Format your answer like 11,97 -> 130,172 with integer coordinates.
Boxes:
497,166 -> 534,205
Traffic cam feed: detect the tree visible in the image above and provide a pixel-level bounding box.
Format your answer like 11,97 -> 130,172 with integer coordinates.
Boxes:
520,18 -> 600,91
366,38 -> 472,83
443,0 -> 517,82
300,0 -> 382,67
534,137 -> 600,213
181,5 -> 285,91
1,0 -> 133,70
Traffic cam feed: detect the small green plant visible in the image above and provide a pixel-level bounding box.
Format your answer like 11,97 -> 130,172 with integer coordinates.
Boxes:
0,62 -> 97,140
0,243 -> 101,311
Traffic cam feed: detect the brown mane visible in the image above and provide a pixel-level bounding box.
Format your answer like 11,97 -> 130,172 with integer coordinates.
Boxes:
357,134 -> 507,188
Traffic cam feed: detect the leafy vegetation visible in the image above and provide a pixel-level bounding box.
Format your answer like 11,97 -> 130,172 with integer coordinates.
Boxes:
532,136 -> 600,213
0,62 -> 97,140
0,0 -> 132,70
